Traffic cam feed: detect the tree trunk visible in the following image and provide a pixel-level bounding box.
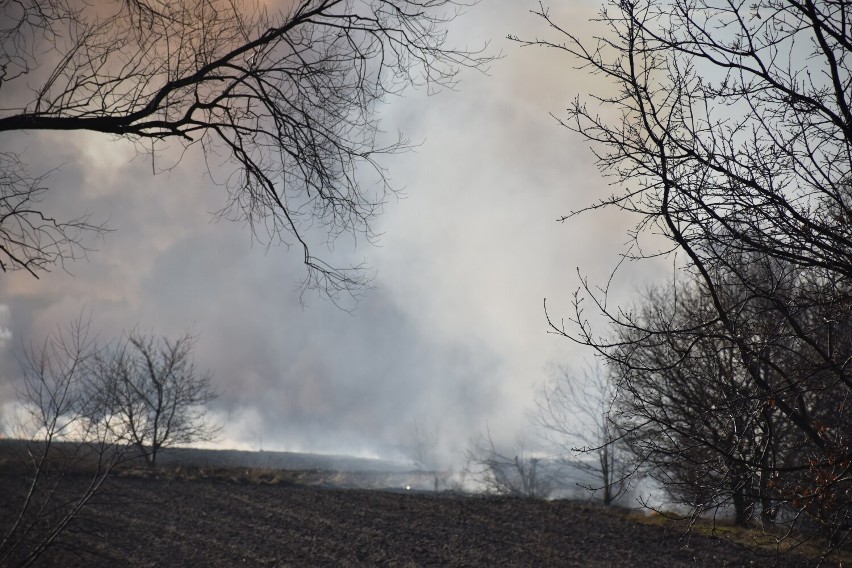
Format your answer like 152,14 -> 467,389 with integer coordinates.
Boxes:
731,475 -> 754,527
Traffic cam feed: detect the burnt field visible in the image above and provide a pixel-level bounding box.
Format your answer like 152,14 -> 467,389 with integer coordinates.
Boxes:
0,464 -> 842,568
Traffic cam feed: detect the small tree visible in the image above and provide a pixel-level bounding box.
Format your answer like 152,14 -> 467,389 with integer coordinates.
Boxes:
534,366 -> 633,506
91,332 -> 220,467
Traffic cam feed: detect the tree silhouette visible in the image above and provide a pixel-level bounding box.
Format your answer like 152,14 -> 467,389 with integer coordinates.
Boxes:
90,331 -> 220,467
521,0 -> 851,552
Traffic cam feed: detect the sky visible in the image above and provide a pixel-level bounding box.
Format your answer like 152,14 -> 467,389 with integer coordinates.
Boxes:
0,0 -> 668,468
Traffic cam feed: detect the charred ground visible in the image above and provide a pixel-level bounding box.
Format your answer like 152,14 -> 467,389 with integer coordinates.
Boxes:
0,444 -> 844,567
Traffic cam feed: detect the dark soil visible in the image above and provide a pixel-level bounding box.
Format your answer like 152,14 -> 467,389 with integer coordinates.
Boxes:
0,470 -> 833,567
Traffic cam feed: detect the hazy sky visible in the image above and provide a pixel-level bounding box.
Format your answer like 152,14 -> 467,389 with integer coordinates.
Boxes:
0,0 -> 667,466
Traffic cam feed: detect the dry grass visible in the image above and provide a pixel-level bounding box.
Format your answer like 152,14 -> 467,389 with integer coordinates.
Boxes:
625,509 -> 852,566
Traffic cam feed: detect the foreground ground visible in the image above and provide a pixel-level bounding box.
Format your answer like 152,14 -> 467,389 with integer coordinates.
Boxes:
0,467 -> 840,567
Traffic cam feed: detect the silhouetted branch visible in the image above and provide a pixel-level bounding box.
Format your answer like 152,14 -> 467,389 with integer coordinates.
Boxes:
0,0 -> 490,293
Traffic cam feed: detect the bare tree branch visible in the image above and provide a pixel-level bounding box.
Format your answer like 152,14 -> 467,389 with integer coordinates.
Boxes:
0,0 -> 491,293
0,152 -> 107,277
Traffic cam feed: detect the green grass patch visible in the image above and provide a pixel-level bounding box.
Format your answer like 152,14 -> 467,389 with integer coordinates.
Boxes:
624,509 -> 851,565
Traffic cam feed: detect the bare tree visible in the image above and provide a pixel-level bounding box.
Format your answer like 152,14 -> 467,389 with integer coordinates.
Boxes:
91,331 -> 220,467
534,366 -> 632,506
517,0 -> 852,552
0,318 -> 128,568
464,430 -> 548,498
0,0 -> 489,293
